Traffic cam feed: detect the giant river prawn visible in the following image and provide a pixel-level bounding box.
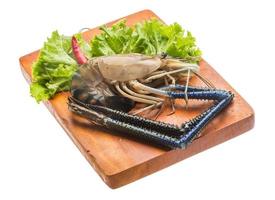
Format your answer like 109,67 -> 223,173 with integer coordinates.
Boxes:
68,36 -> 234,149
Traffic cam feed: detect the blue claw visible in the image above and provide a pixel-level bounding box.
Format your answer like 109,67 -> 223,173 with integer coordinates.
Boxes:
68,85 -> 234,149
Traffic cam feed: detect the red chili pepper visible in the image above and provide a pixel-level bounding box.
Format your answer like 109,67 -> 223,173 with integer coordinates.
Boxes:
71,36 -> 88,65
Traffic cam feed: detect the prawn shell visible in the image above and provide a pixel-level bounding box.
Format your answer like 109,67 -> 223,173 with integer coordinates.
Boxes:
97,54 -> 162,81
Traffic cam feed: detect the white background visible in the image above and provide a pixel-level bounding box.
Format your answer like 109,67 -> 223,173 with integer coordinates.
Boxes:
1,0 -> 274,199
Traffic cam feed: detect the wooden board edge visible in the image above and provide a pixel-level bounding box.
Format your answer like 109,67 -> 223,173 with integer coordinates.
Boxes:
19,9 -> 255,189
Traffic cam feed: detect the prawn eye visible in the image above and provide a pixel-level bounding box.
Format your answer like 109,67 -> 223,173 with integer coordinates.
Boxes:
160,52 -> 168,59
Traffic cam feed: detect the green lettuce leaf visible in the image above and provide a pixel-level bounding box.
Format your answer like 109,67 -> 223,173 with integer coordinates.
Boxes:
30,31 -> 77,102
90,19 -> 202,62
90,20 -> 134,56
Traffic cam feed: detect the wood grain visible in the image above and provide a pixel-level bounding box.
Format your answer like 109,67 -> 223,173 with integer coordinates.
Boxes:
19,9 -> 254,189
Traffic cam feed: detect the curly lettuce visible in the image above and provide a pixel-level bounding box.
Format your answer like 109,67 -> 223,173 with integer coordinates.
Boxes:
30,31 -> 77,102
30,31 -> 93,102
90,19 -> 202,62
30,19 -> 201,102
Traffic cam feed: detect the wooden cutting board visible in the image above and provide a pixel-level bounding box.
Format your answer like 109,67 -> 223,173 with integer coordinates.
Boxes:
19,9 -> 254,189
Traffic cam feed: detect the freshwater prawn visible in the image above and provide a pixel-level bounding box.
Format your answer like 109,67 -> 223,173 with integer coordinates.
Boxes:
68,36 -> 234,149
